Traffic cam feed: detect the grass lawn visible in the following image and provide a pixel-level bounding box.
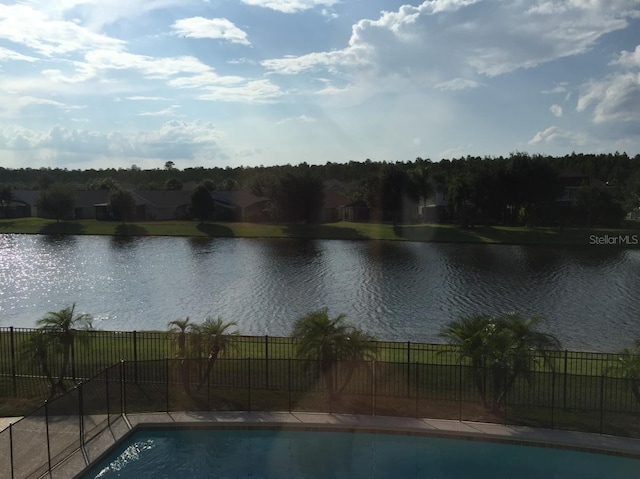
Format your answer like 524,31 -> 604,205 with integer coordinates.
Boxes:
2,217 -> 640,246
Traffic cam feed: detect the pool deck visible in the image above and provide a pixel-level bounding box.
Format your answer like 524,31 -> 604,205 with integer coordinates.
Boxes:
3,412 -> 640,478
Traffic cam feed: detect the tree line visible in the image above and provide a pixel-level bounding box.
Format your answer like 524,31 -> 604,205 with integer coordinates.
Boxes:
2,151 -> 639,226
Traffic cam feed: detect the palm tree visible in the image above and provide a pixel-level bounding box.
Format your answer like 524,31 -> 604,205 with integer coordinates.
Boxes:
610,340 -> 640,404
168,317 -> 193,359
36,304 -> 93,396
440,313 -> 560,410
192,316 -> 239,392
21,330 -> 56,397
291,308 -> 377,401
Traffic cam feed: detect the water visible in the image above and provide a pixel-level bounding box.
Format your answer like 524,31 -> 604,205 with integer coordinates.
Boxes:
1,234 -> 639,352
85,429 -> 640,479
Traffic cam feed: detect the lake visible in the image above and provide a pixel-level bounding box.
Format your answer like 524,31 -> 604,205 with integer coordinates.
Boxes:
1,234 -> 639,352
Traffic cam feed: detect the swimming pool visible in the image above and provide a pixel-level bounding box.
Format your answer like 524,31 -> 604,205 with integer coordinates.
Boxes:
84,427 -> 640,479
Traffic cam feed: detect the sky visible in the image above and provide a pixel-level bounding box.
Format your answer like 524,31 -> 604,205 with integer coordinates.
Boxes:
0,0 -> 639,170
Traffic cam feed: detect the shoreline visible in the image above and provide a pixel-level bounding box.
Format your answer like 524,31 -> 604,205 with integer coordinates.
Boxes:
2,217 -> 640,247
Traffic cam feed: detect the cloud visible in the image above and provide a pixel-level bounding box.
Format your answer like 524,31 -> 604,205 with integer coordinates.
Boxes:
126,96 -> 172,101
550,104 -> 563,117
172,17 -> 250,45
240,0 -> 338,13
275,114 -> 316,125
0,47 -> 39,63
261,0 -> 639,93
578,46 -> 640,126
137,105 -> 182,117
528,126 -> 587,147
434,78 -> 481,91
0,3 -> 125,57
0,121 -> 225,161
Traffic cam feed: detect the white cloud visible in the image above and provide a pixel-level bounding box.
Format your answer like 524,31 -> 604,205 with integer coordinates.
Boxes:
0,3 -> 125,57
615,45 -> 640,69
275,114 -> 316,125
198,79 -> 284,103
528,126 -> 587,146
578,47 -> 640,125
0,47 -> 39,63
550,104 -> 563,117
0,120 -> 225,161
240,0 -> 338,14
172,17 -> 250,45
137,105 -> 182,117
262,0 -> 639,91
126,96 -> 172,101
435,78 -> 481,91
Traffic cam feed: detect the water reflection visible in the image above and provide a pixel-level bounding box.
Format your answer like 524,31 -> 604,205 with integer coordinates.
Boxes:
1,234 -> 640,351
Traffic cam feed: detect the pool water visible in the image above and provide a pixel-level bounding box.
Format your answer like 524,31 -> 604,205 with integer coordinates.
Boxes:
85,429 -> 640,479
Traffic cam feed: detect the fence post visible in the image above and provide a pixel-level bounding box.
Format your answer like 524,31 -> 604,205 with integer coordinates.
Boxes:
9,423 -> 14,479
563,349 -> 568,410
407,341 -> 411,397
247,358 -> 252,412
550,370 -> 555,430
10,327 -> 17,397
599,374 -> 605,435
78,382 -> 84,446
265,335 -> 269,389
415,361 -> 419,418
165,358 -> 170,413
372,360 -> 376,416
458,362 -> 462,422
288,357 -> 292,413
106,366 -> 111,427
45,400 -> 52,478
120,360 -> 127,416
71,335 -> 77,382
133,331 -> 138,383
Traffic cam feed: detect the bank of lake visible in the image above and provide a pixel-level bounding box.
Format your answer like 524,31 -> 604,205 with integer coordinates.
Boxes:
2,217 -> 640,247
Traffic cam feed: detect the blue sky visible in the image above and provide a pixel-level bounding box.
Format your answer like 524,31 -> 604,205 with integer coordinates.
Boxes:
0,0 -> 639,170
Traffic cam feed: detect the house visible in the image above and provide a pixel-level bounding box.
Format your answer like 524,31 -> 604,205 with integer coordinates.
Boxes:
417,190 -> 449,223
212,190 -> 269,222
74,190 -> 111,219
341,200 -> 369,222
556,169 -> 608,203
321,190 -> 351,223
132,190 -> 193,220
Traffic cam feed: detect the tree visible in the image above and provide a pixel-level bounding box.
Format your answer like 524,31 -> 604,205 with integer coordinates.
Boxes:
21,330 -> 56,395
36,304 -> 93,397
165,177 -> 183,190
270,171 -> 324,223
0,184 -> 12,218
610,340 -> 640,405
108,189 -> 136,223
291,308 -> 377,401
190,184 -> 216,221
192,316 -> 239,391
87,177 -> 118,190
168,317 -> 193,359
440,313 -> 560,410
36,183 -> 76,222
164,161 -> 175,170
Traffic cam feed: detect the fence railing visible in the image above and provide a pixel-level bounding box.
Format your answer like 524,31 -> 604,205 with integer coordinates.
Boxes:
2,357 -> 640,478
0,327 -> 632,400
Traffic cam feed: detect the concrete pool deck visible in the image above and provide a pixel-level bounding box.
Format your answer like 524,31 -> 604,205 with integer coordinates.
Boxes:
2,412 -> 640,478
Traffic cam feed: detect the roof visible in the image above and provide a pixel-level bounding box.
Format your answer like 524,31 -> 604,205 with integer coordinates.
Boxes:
213,190 -> 269,209
323,190 -> 350,209
133,189 -> 193,208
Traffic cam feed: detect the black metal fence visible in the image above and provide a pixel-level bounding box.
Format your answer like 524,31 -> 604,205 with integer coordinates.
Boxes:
2,357 -> 640,479
0,327 -> 632,400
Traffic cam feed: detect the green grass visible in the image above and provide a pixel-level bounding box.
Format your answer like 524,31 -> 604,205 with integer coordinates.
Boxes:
2,217 -> 640,246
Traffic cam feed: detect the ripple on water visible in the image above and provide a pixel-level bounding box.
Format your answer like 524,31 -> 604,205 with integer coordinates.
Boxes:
1,236 -> 640,351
